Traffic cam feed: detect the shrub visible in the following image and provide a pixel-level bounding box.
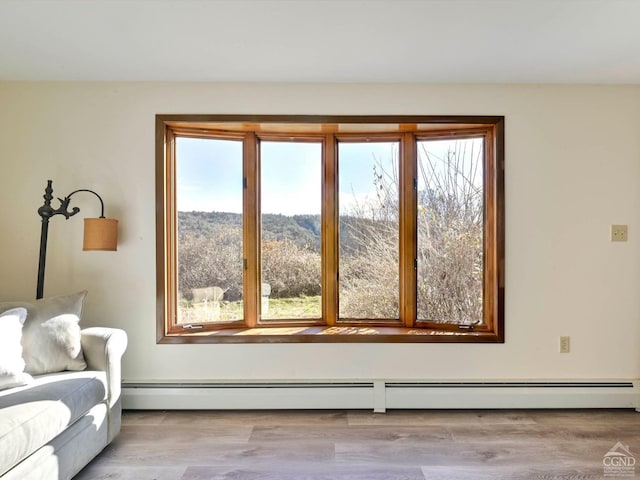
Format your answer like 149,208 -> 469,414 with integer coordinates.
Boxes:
178,226 -> 243,301
261,239 -> 321,298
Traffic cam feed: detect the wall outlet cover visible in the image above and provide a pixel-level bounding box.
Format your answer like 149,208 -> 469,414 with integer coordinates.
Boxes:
611,224 -> 628,242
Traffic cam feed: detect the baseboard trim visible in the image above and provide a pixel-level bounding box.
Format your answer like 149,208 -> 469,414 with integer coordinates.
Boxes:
123,382 -> 373,410
122,380 -> 640,411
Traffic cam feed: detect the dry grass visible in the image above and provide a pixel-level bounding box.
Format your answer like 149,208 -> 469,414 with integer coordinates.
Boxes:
178,296 -> 321,324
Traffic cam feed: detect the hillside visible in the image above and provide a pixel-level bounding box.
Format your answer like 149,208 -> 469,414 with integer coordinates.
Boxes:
177,211 -> 382,254
178,211 -> 321,250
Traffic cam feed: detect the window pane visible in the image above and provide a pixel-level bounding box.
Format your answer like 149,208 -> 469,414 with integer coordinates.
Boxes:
338,142 -> 400,319
176,137 -> 244,324
417,138 -> 484,325
260,141 -> 322,320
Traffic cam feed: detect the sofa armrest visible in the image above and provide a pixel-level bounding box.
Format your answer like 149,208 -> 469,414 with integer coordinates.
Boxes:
80,327 -> 127,408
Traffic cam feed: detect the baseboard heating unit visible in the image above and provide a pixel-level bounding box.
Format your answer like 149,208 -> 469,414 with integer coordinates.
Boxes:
122,380 -> 640,412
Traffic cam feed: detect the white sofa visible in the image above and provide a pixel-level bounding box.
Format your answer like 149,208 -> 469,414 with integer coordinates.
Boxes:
0,327 -> 127,480
0,291 -> 127,480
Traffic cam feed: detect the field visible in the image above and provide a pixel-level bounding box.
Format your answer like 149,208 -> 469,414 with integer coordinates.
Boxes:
178,296 -> 321,324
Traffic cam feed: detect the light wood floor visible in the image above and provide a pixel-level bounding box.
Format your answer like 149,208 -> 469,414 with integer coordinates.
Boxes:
75,409 -> 640,479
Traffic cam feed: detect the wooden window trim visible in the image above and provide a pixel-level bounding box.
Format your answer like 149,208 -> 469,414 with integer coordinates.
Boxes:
156,115 -> 505,344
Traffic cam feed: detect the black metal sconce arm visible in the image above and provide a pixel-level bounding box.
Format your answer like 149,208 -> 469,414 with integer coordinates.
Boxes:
37,180 -> 106,221
36,180 -> 108,299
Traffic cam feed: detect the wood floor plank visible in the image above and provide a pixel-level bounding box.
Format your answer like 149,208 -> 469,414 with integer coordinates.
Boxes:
249,425 -> 452,443
347,410 -> 537,426
421,465 -> 604,480
122,410 -> 169,426
447,423 -> 580,443
335,440 -> 559,467
74,465 -> 186,480
526,409 -> 640,426
181,465 -> 426,480
96,437 -> 336,467
116,424 -> 253,446
160,409 -> 349,426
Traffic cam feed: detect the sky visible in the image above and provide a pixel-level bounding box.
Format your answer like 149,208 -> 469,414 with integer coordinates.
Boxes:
175,136 -> 482,216
176,137 -> 399,216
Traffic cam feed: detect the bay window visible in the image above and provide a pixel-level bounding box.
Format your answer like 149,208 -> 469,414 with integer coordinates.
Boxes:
156,115 -> 504,343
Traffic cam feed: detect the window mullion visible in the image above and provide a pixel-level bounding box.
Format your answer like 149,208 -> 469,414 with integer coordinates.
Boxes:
399,133 -> 417,327
243,132 -> 260,327
322,134 -> 338,326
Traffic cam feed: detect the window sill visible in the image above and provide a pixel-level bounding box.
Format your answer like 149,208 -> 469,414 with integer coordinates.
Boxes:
158,325 -> 503,344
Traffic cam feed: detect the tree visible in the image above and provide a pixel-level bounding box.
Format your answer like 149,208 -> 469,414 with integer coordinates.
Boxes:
339,138 -> 483,324
416,139 -> 483,324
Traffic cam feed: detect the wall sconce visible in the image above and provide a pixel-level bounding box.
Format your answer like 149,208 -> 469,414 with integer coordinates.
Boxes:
36,180 -> 118,299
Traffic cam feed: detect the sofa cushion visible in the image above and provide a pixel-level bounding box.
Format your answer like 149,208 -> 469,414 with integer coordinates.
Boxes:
0,308 -> 32,391
0,291 -> 88,375
0,370 -> 107,477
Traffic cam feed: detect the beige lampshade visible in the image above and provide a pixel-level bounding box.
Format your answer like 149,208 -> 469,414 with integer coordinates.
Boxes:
83,218 -> 118,251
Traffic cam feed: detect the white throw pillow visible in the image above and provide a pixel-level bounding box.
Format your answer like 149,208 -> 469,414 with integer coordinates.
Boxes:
0,291 -> 88,375
0,307 -> 33,390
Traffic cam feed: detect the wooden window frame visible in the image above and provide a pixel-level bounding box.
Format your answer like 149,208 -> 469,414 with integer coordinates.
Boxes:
156,115 -> 505,343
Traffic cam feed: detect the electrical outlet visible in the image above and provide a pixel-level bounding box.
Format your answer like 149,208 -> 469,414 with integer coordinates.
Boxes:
611,224 -> 628,242
559,336 -> 570,353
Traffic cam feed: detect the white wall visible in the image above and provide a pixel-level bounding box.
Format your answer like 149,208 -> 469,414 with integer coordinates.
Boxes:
0,82 -> 639,383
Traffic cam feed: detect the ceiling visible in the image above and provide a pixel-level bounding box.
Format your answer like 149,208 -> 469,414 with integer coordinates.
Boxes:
0,0 -> 639,84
